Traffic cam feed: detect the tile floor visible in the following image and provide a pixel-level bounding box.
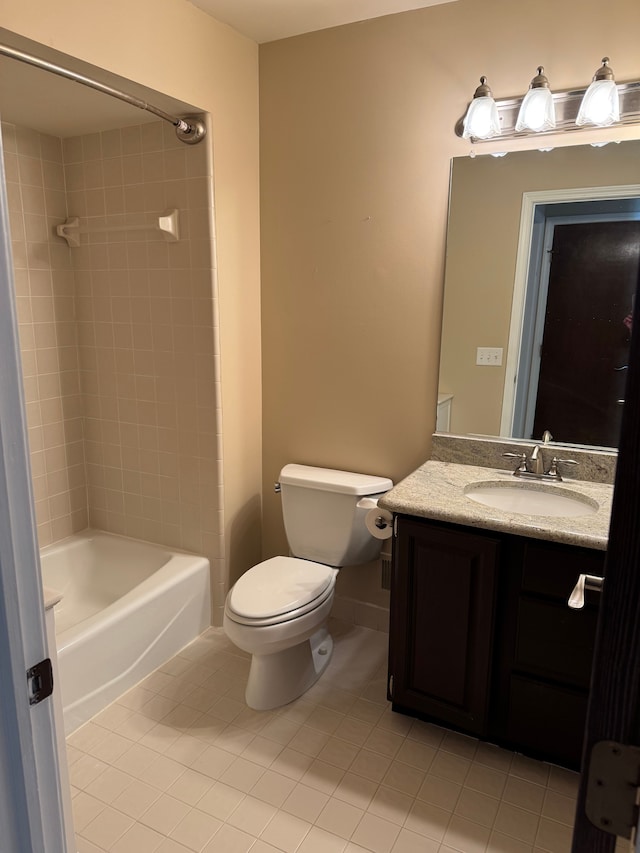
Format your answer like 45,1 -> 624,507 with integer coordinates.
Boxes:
66,621 -> 623,853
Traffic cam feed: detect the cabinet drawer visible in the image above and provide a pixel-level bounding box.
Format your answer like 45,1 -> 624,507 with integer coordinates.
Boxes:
515,598 -> 597,688
521,540 -> 605,600
506,675 -> 588,769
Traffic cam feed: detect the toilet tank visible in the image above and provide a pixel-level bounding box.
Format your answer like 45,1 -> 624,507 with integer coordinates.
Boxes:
279,464 -> 393,567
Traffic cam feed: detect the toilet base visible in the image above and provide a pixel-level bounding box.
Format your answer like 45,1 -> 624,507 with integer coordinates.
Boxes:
244,627 -> 334,711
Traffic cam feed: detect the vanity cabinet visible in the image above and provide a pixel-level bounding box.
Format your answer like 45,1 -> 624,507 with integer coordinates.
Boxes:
389,515 -> 605,769
389,517 -> 500,735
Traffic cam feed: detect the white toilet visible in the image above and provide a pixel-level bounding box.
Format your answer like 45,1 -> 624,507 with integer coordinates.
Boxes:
224,463 -> 393,710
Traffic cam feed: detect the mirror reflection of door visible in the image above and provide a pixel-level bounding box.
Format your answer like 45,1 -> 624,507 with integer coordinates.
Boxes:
518,212 -> 640,447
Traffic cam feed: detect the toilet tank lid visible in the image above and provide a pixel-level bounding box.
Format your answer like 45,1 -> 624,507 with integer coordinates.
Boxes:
280,464 -> 392,495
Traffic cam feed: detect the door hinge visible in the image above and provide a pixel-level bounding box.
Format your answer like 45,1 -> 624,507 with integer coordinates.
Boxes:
27,658 -> 54,706
388,674 -> 394,699
586,740 -> 640,839
393,515 -> 398,538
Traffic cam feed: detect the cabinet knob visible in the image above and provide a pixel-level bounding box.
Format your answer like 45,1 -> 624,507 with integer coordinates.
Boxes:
568,573 -> 604,609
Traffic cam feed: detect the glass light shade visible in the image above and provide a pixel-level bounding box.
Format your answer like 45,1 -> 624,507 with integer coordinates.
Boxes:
576,79 -> 620,127
462,96 -> 501,140
516,87 -> 556,132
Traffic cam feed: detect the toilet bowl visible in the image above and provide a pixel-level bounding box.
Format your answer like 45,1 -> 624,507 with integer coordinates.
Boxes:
224,556 -> 338,710
223,464 -> 393,711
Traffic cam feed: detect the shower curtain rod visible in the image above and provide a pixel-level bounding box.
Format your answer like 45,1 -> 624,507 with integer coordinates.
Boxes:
0,43 -> 206,145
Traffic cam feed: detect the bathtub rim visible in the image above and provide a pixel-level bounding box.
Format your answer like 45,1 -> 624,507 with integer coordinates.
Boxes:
40,528 -> 211,652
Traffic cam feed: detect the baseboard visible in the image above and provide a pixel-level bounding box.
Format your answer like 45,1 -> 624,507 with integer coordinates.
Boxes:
331,595 -> 389,633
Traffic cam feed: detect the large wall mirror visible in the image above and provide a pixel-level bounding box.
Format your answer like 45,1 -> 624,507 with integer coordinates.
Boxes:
438,140 -> 640,450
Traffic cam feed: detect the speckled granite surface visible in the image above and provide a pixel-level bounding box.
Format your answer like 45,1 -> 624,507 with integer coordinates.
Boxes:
430,434 -> 617,484
379,460 -> 612,550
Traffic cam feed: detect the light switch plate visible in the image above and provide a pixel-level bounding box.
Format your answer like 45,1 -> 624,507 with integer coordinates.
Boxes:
476,347 -> 503,366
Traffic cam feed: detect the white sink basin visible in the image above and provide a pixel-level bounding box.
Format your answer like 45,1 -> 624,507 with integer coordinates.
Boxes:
464,481 -> 599,517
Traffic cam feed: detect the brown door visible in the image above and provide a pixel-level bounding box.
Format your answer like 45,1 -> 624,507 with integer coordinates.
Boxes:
532,220 -> 640,446
571,263 -> 640,850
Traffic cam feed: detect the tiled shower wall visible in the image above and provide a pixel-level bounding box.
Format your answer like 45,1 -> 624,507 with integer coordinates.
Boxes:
3,122 -> 87,543
3,118 -> 225,617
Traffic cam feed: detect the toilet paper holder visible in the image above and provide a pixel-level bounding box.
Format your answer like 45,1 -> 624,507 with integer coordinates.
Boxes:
358,497 -> 394,540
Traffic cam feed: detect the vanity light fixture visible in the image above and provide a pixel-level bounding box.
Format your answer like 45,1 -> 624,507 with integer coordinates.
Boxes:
576,58 -> 620,127
457,57 -> 640,142
515,67 -> 556,132
461,76 -> 501,139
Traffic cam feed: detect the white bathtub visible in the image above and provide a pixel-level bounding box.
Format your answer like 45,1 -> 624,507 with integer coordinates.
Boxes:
40,530 -> 211,734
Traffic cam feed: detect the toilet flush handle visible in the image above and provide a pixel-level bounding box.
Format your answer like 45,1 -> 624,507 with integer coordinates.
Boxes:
274,482 -> 281,494
356,497 -> 379,510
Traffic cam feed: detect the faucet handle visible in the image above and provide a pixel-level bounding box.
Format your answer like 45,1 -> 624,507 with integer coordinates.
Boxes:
548,457 -> 578,480
502,452 -> 527,474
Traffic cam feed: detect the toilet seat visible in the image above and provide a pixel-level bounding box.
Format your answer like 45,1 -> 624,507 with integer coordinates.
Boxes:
226,556 -> 337,627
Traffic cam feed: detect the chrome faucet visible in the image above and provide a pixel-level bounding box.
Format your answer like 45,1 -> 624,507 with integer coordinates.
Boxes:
502,445 -> 545,476
502,445 -> 578,481
528,444 -> 545,475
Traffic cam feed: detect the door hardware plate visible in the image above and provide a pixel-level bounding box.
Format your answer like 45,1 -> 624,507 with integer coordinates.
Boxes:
586,740 -> 640,838
27,658 -> 54,706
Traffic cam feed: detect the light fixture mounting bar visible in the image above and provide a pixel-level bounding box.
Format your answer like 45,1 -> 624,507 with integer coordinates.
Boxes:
456,80 -> 640,141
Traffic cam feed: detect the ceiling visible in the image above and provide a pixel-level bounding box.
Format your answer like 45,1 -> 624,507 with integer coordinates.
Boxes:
190,0 -> 456,44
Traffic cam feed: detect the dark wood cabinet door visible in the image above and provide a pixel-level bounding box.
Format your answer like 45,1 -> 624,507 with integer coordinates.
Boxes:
492,537 -> 604,770
504,676 -> 589,769
390,516 -> 603,768
389,517 -> 500,735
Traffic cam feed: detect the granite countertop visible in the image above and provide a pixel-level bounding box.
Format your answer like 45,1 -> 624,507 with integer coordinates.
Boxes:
379,460 -> 613,550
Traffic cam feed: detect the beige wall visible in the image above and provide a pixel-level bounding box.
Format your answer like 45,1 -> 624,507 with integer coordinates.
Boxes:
3,0 -> 263,612
259,0 -> 640,612
441,142 -> 640,437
